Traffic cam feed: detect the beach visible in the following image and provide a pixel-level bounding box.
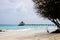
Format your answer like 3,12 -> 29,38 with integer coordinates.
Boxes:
0,32 -> 60,40
0,26 -> 58,40
0,28 -> 60,40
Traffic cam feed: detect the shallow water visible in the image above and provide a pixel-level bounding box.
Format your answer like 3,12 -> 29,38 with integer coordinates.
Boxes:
0,25 -> 57,30
0,25 -> 58,36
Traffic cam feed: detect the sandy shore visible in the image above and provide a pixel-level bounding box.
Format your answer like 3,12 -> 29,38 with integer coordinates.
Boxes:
20,33 -> 60,40
0,32 -> 60,40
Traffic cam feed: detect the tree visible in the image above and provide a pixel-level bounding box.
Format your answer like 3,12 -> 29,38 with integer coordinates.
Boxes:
32,0 -> 60,33
18,21 -> 25,26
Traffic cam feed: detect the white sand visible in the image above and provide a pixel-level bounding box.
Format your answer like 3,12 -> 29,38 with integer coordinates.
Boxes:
0,31 -> 60,40
0,28 -> 60,40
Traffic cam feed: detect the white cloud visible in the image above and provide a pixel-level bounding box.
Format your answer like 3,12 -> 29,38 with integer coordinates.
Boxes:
0,0 -> 53,25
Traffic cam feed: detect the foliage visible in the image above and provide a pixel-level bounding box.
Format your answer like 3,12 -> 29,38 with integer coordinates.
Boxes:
33,0 -> 60,19
18,21 -> 25,26
33,0 -> 60,28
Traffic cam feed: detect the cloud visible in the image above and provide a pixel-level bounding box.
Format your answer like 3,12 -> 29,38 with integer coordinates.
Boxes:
0,0 -> 53,25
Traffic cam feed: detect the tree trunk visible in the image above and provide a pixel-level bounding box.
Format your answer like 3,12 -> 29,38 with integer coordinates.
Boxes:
49,18 -> 60,28
48,18 -> 60,33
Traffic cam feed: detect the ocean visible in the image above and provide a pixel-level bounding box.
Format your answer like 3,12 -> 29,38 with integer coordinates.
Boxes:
0,24 -> 57,33
0,24 -> 56,30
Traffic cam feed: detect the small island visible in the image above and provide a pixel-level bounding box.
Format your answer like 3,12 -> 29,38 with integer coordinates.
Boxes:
18,21 -> 25,26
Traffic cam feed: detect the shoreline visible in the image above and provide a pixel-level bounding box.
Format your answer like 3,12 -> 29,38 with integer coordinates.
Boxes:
0,28 -> 60,40
0,32 -> 60,40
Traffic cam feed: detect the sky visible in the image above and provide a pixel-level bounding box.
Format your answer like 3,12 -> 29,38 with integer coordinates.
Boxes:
0,0 -> 53,25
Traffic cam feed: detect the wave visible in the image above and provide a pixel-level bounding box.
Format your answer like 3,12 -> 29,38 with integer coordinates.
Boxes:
6,28 -> 32,32
0,28 -> 57,36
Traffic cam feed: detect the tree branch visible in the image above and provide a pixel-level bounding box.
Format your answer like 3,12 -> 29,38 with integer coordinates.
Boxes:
48,18 -> 60,28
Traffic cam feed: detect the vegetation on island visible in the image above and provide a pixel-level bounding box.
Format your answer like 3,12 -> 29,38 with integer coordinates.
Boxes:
18,21 -> 25,26
32,0 -> 60,33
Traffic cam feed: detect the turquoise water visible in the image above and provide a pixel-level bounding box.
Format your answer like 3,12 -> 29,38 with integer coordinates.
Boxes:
0,25 -> 57,30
